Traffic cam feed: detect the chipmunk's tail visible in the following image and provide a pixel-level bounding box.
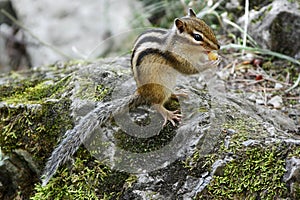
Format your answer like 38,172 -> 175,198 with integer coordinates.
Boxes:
41,94 -> 142,186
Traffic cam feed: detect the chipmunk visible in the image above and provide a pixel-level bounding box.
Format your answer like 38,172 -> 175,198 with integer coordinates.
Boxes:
132,8 -> 219,125
41,8 -> 220,186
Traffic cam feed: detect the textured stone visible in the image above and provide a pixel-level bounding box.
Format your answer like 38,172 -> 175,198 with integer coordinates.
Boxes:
244,0 -> 300,57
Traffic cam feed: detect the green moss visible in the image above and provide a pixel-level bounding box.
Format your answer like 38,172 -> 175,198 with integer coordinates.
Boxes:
222,117 -> 269,153
0,65 -> 77,199
198,106 -> 208,112
0,99 -> 73,162
196,114 -> 288,199
125,175 -> 138,188
182,150 -> 218,172
63,60 -> 91,67
287,144 -> 300,158
202,147 -> 287,199
1,75 -> 71,104
291,183 -> 300,199
0,70 -> 73,154
32,149 -> 128,200
95,84 -> 111,101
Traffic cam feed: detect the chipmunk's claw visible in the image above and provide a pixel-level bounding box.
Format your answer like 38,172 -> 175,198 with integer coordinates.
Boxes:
162,110 -> 182,126
154,105 -> 182,127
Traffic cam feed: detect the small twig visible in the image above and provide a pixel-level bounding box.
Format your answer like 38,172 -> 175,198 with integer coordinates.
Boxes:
252,87 -> 285,92
247,68 -> 290,86
1,9 -> 73,60
264,77 -> 290,86
228,78 -> 258,82
285,73 -> 300,93
222,62 -> 233,70
230,60 -> 237,74
246,79 -> 265,85
263,84 -> 268,105
285,72 -> 290,85
284,96 -> 300,100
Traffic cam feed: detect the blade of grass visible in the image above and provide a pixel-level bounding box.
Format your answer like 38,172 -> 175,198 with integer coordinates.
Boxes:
242,0 -> 249,55
222,44 -> 300,66
222,16 -> 258,47
197,0 -> 224,18
285,73 -> 300,93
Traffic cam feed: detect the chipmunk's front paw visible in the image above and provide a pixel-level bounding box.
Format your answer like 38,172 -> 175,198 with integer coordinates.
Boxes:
195,52 -> 221,72
209,58 -> 221,67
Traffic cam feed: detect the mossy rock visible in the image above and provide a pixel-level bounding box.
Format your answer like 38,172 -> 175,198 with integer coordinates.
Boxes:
0,57 -> 299,199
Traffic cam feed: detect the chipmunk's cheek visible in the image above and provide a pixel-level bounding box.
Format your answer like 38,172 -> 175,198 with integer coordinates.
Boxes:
208,51 -> 218,61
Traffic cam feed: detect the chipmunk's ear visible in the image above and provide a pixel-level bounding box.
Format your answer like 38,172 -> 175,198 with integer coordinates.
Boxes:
175,18 -> 184,33
188,8 -> 197,17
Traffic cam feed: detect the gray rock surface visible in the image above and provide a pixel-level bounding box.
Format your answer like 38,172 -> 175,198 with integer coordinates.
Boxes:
0,149 -> 39,199
0,57 -> 300,199
239,0 -> 300,57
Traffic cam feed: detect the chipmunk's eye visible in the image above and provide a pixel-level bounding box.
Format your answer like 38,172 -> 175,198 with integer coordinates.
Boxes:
193,34 -> 203,41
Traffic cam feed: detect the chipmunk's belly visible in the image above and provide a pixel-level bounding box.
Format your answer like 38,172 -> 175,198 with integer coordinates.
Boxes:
137,63 -> 177,91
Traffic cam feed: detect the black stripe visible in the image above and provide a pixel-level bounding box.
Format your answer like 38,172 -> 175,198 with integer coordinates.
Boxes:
133,29 -> 168,50
134,48 -> 169,79
142,29 -> 167,35
135,48 -> 198,75
134,29 -> 167,44
131,49 -> 135,68
134,36 -> 164,51
136,48 -> 160,67
135,48 -> 178,67
131,29 -> 168,68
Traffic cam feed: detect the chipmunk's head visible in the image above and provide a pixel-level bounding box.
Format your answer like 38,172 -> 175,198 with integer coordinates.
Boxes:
174,8 -> 220,53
